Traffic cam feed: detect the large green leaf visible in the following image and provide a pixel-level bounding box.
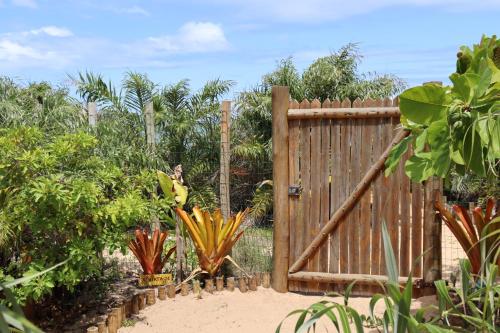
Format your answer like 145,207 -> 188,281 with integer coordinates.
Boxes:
385,135 -> 412,177
404,153 -> 434,182
381,221 -> 398,284
427,120 -> 451,177
462,125 -> 486,176
157,170 -> 175,201
172,180 -> 188,207
399,85 -> 449,125
450,73 -> 473,103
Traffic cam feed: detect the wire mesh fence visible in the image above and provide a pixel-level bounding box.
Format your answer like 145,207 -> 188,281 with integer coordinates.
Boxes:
232,224 -> 273,274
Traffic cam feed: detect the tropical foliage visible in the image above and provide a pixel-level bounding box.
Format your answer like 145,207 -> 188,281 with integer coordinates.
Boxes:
386,35 -> 500,183
0,127 -> 171,304
175,207 -> 248,276
0,261 -> 67,333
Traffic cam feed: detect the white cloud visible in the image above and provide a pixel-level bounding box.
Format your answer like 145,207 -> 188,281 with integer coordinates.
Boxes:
148,21 -> 229,53
119,5 -> 150,16
0,40 -> 43,60
30,26 -> 73,37
0,21 -> 230,71
149,22 -> 229,53
11,0 -> 37,8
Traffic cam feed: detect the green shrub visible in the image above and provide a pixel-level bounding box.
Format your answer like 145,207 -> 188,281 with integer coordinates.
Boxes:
0,127 -> 173,304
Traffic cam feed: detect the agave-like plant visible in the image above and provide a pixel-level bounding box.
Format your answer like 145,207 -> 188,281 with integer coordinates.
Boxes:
128,228 -> 176,275
435,197 -> 499,274
175,207 -> 248,276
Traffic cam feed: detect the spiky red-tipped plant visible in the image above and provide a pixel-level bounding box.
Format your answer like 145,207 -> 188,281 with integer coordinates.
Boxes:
435,197 -> 499,274
128,228 -> 176,275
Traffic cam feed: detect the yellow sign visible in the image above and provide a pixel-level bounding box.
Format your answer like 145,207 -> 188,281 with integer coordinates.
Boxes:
138,274 -> 173,287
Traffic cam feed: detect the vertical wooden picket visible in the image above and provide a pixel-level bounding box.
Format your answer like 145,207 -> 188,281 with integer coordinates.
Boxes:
319,99 -> 331,291
288,99 -> 300,293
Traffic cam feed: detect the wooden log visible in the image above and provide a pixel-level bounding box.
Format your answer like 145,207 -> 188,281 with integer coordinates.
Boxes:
123,299 -> 132,318
262,272 -> 271,288
238,277 -> 248,293
97,321 -> 106,333
226,277 -> 235,291
110,308 -> 121,329
288,272 -> 408,284
330,109 -> 342,284
423,177 -> 442,283
131,294 -> 140,315
309,99 -> 322,292
319,103 -> 331,291
288,107 -> 300,293
146,289 -> 156,305
204,278 -> 214,293
167,283 -> 176,298
138,292 -> 145,310
299,98 -> 311,293
158,286 -> 167,300
114,306 -> 123,328
339,116 -> 351,277
193,280 -> 202,294
249,276 -> 258,291
220,101 -> 231,221
87,326 -> 98,333
181,282 -> 189,296
288,107 -> 400,120
216,276 -> 224,291
271,86 -> 290,293
288,129 -> 411,273
411,179 -> 423,278
255,272 -> 262,286
107,313 -> 118,333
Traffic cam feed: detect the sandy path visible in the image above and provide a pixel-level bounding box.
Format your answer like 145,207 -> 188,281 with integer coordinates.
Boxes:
119,288 -> 435,333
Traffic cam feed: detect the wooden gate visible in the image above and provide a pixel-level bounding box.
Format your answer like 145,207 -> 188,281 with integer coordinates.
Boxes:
271,86 -> 442,295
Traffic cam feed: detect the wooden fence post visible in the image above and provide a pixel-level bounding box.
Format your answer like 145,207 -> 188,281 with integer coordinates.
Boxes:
220,101 -> 231,222
423,177 -> 442,286
271,86 -> 290,293
88,102 -> 97,127
145,102 -> 155,152
422,81 -> 442,290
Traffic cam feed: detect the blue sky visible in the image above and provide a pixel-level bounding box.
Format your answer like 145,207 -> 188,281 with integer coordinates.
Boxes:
0,0 -> 499,96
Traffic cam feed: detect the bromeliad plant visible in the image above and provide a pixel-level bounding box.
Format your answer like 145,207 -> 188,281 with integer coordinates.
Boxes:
435,197 -> 499,274
175,207 -> 248,276
128,229 -> 176,275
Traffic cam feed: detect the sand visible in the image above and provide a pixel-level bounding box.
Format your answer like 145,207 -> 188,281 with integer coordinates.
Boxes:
119,288 -> 435,333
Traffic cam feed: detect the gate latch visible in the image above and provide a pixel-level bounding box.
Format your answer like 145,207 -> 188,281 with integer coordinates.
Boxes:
288,185 -> 302,197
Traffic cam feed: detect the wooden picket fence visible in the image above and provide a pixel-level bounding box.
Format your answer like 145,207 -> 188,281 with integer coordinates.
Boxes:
271,86 -> 443,295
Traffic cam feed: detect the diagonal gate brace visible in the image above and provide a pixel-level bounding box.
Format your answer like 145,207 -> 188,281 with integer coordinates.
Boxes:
288,129 -> 410,273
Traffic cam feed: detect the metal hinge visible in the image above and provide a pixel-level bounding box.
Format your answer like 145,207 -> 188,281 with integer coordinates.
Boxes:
288,185 -> 302,197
